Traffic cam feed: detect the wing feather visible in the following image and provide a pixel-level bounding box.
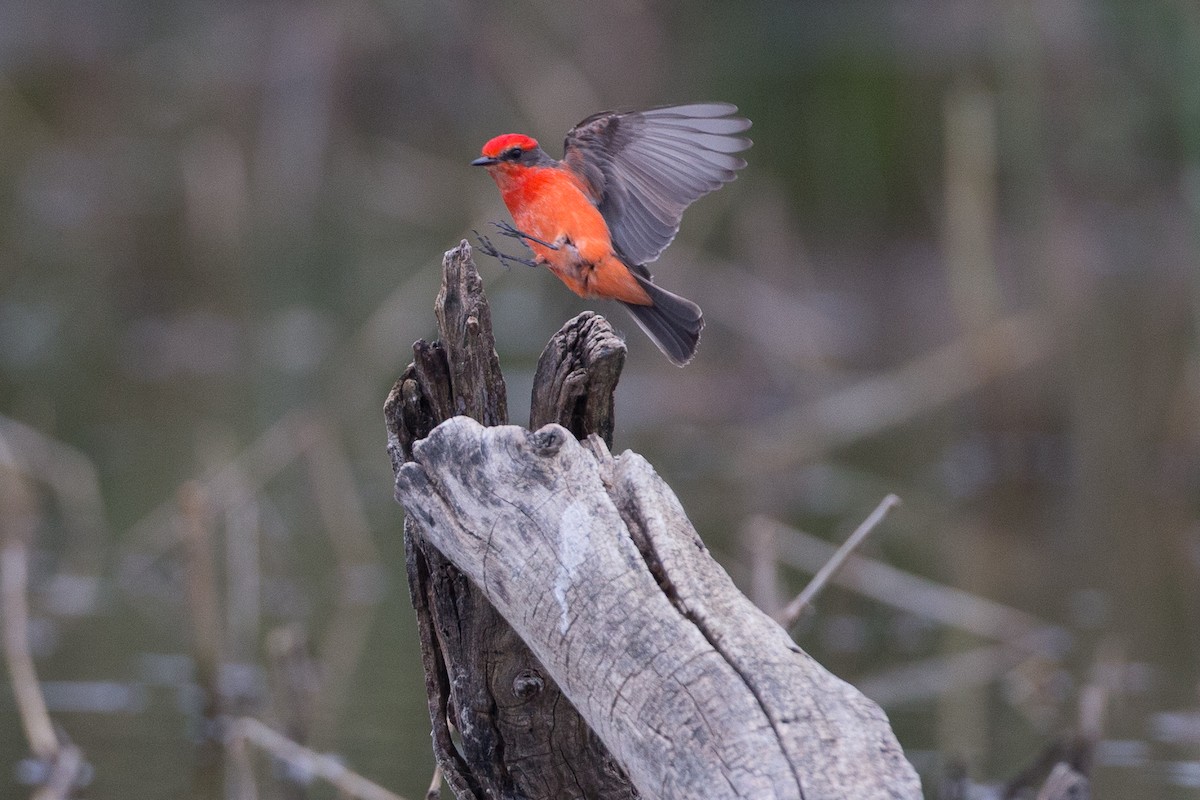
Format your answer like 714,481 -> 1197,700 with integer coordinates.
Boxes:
562,103 -> 751,265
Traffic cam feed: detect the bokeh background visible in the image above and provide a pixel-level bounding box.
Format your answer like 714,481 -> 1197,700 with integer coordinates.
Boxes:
2,0 -> 1199,797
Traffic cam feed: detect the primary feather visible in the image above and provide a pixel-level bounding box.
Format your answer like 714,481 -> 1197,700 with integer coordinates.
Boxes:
562,102 -> 752,266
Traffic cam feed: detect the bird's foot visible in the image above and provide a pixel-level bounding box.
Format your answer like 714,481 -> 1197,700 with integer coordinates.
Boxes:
473,231 -> 538,269
493,220 -> 560,251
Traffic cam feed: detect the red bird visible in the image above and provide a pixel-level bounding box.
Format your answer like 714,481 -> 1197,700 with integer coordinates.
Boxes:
472,103 -> 751,365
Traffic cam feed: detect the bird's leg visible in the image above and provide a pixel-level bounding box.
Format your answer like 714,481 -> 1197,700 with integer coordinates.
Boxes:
473,230 -> 538,269
493,220 -> 560,251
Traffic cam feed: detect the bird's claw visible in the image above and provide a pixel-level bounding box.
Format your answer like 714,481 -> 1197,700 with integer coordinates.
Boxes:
493,220 -> 559,251
473,231 -> 538,269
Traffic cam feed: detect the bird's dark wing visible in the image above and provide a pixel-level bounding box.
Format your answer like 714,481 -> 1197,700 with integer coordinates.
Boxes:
562,102 -> 751,266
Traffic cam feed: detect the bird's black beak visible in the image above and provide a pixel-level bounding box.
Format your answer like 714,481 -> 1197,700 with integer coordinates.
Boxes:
470,156 -> 498,166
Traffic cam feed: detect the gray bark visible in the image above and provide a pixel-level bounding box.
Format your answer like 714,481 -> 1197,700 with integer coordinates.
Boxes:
385,241 -> 921,799
395,418 -> 921,800
529,311 -> 625,446
385,242 -> 635,800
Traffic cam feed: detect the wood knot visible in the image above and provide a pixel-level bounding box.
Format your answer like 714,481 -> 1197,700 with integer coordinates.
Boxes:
529,425 -> 568,455
511,669 -> 544,700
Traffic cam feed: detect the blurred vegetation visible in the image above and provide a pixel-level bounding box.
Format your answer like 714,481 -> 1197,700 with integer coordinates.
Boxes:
2,0 -> 1200,798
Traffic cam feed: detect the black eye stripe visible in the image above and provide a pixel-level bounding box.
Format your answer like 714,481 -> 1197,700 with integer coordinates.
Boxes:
504,147 -> 523,160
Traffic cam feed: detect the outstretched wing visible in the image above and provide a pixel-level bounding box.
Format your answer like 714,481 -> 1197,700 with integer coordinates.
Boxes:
562,102 -> 751,266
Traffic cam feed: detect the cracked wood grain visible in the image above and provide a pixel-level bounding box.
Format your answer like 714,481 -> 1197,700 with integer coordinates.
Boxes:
395,418 -> 923,800
529,310 -> 626,448
384,241 -> 636,800
386,241 -> 919,799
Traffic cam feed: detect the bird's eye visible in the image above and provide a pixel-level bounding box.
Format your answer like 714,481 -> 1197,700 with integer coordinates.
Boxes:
503,147 -> 523,160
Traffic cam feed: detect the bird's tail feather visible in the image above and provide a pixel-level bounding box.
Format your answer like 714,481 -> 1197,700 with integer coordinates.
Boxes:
620,272 -> 704,366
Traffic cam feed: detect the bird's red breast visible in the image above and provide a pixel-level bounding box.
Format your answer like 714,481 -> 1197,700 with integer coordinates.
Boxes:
483,160 -> 653,305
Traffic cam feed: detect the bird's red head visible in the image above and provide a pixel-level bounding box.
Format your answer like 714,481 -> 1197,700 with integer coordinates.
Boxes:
472,133 -> 541,168
480,133 -> 539,160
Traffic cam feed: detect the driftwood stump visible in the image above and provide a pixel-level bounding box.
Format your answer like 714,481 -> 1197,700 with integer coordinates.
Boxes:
385,242 -> 921,799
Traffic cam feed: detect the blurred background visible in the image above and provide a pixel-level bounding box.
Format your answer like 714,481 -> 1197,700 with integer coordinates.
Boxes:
2,0 -> 1199,797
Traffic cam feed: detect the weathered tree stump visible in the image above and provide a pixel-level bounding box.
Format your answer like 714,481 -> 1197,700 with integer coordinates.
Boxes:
385,242 -> 922,799
386,242 -> 635,800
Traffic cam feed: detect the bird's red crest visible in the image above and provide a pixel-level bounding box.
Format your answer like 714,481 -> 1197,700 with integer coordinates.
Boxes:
481,133 -> 539,158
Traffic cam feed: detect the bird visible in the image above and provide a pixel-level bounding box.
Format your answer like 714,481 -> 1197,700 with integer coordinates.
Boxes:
471,102 -> 751,366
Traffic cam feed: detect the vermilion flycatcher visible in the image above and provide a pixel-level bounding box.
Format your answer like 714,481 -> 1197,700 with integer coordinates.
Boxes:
472,103 -> 751,365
